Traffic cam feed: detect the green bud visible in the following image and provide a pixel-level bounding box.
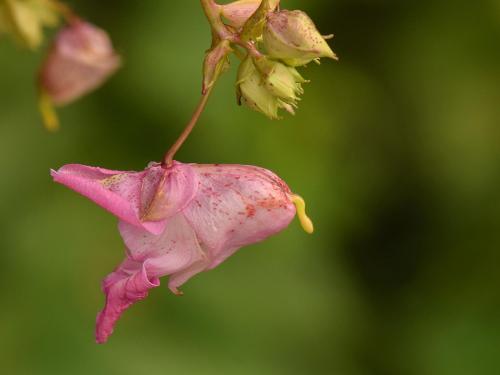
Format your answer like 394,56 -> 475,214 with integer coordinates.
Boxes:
263,10 -> 337,67
237,56 -> 306,119
254,57 -> 305,108
237,56 -> 280,119
202,39 -> 232,94
240,0 -> 280,41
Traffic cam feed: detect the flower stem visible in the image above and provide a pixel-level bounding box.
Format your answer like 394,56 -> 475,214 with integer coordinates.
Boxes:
230,35 -> 263,59
50,0 -> 79,24
162,0 -> 263,167
200,0 -> 231,39
200,0 -> 263,59
161,86 -> 214,168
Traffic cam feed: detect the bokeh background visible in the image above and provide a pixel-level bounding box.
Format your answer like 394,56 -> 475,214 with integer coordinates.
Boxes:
1,0 -> 500,374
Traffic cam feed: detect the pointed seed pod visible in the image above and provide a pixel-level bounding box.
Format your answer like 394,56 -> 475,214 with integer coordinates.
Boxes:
263,9 -> 337,67
237,56 -> 280,119
237,56 -> 306,119
202,39 -> 232,94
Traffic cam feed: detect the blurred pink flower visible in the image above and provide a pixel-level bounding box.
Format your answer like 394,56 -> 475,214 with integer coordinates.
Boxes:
51,161 -> 312,343
39,19 -> 121,106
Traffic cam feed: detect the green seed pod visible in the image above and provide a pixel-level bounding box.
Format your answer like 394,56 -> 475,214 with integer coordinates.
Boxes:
240,0 -> 280,41
237,56 -> 306,119
202,40 -> 232,94
237,56 -> 280,119
263,9 -> 337,67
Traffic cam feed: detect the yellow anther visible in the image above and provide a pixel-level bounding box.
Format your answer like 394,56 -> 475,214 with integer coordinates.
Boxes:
291,194 -> 314,234
38,90 -> 59,132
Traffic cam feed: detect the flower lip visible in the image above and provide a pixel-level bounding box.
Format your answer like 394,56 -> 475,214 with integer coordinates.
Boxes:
95,260 -> 161,344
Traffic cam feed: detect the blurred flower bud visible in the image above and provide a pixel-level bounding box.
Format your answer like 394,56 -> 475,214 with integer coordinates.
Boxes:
220,0 -> 261,29
38,19 -> 121,130
39,20 -> 121,105
236,56 -> 305,119
0,0 -> 59,49
263,10 -> 337,67
202,39 -> 232,94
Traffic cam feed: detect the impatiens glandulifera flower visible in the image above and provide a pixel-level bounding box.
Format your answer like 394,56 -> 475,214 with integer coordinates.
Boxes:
263,10 -> 337,67
237,55 -> 306,119
51,161 -> 313,343
38,18 -> 121,130
0,0 -> 59,49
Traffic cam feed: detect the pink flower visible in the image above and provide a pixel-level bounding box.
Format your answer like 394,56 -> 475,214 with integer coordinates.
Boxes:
51,161 -> 313,343
38,19 -> 121,106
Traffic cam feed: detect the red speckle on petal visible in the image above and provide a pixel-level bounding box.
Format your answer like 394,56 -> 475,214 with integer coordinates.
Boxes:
257,196 -> 283,210
246,204 -> 256,218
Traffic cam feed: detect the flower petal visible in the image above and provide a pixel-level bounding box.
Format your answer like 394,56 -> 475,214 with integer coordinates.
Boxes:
184,164 -> 296,268
118,214 -> 206,265
95,258 -> 160,344
96,215 -> 209,343
140,163 -> 198,222
51,164 -> 163,234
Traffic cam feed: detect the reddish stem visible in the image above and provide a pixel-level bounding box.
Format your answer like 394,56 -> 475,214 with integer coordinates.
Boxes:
51,0 -> 79,24
161,0 -> 263,168
161,87 -> 214,168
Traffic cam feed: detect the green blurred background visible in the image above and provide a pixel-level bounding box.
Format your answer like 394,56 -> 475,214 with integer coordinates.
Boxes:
1,0 -> 500,374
